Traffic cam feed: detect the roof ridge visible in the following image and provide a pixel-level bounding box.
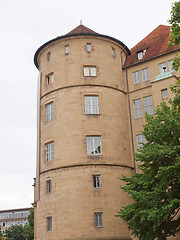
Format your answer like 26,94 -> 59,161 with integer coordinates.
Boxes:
67,24 -> 98,35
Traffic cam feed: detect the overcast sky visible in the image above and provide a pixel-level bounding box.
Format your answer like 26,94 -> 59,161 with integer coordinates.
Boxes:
0,0 -> 175,210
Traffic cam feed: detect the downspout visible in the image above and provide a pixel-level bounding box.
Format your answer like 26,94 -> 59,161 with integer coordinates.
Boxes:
121,51 -> 136,173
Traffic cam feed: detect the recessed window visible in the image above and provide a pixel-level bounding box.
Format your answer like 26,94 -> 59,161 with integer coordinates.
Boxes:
46,142 -> 54,161
168,60 -> 174,73
136,134 -> 145,150
133,99 -> 142,119
65,45 -> 69,55
93,175 -> 101,188
142,68 -> 149,81
46,73 -> 54,86
159,62 -> 167,74
161,89 -> 168,99
86,136 -> 101,155
46,102 -> 54,122
47,51 -> 51,61
46,180 -> 52,194
84,96 -> 99,114
133,71 -> 140,84
137,49 -> 146,60
94,213 -> 103,227
84,66 -> 97,77
112,47 -> 115,57
47,217 -> 52,231
87,43 -> 91,53
144,96 -> 153,115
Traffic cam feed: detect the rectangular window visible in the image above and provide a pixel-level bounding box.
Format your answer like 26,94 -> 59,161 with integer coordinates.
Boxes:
94,213 -> 103,227
87,43 -> 91,53
159,62 -> 167,74
161,89 -> 168,99
46,180 -> 52,194
65,45 -> 69,55
46,102 -> 54,122
86,136 -> 101,155
84,96 -> 99,114
133,71 -> 140,84
168,60 -> 174,72
47,51 -> 51,61
93,175 -> 101,188
137,51 -> 143,60
142,68 -> 149,81
136,134 -> 145,150
84,66 -> 97,77
112,47 -> 115,57
46,73 -> 54,86
133,99 -> 142,119
144,96 -> 153,115
47,217 -> 52,231
46,142 -> 54,161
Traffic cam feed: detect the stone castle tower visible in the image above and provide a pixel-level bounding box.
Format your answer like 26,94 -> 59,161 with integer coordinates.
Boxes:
33,24 -> 179,240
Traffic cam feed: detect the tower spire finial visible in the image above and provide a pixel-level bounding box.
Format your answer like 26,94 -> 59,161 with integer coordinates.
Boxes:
80,19 -> 82,25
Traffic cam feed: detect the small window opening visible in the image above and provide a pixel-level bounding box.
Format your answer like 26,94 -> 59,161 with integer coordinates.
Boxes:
87,43 -> 91,53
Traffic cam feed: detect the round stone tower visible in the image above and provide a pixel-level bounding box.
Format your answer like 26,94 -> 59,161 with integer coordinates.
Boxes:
34,24 -> 134,240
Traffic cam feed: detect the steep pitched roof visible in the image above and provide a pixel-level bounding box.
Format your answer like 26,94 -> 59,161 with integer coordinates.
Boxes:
125,25 -> 178,67
67,24 -> 98,35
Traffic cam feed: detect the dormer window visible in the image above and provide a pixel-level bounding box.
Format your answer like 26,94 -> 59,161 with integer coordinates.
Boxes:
137,49 -> 146,60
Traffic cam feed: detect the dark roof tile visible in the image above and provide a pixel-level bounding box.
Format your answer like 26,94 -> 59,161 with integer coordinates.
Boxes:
67,24 -> 98,35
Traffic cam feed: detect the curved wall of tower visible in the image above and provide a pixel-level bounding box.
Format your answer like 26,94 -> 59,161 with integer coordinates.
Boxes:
35,32 -> 134,239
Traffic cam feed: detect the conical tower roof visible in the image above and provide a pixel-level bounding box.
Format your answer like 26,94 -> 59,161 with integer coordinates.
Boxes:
67,24 -> 98,35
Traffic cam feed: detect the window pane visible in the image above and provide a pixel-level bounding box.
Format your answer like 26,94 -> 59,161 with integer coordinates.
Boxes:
46,103 -> 54,122
159,62 -> 167,74
84,96 -> 99,114
87,44 -> 91,53
84,67 -> 90,76
162,89 -> 168,99
144,96 -> 153,115
133,71 -> 140,84
168,60 -> 174,72
86,136 -> 101,155
133,99 -> 142,119
136,134 -> 145,149
94,213 -> 103,227
142,68 -> 149,81
90,67 -> 96,76
65,45 -> 69,54
46,142 -> 54,161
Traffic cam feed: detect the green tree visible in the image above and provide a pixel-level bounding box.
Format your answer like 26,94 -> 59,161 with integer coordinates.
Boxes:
24,208 -> 34,240
168,1 -> 180,71
116,99 -> 180,239
5,225 -> 26,240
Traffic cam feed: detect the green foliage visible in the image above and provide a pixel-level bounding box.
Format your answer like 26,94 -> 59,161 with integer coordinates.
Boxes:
168,1 -> 180,71
170,79 -> 180,112
24,208 -> 34,240
5,225 -> 26,240
116,101 -> 180,240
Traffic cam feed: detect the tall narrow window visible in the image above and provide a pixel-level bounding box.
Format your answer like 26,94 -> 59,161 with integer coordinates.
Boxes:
159,62 -> 167,74
93,175 -> 101,188
47,51 -> 51,61
46,180 -> 52,194
94,213 -> 103,227
86,136 -> 101,155
136,134 -> 145,150
65,45 -> 69,55
46,102 -> 54,122
84,96 -> 99,114
133,71 -> 140,84
46,142 -> 54,161
46,73 -> 54,86
161,89 -> 168,99
47,217 -> 52,231
133,99 -> 142,119
87,43 -> 91,53
142,68 -> 149,81
84,66 -> 97,77
144,96 -> 153,115
112,47 -> 115,57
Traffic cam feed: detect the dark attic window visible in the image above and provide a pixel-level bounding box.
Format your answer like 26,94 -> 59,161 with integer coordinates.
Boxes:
137,49 -> 146,60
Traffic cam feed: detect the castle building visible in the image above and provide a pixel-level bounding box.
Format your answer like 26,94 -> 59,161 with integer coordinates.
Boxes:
0,208 -> 31,234
33,24 -> 179,240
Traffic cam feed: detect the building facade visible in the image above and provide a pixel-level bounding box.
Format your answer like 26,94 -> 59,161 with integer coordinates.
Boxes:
0,208 -> 30,234
33,24 -> 179,240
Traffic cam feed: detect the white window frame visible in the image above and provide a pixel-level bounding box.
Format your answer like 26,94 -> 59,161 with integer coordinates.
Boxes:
94,213 -> 103,227
84,96 -> 99,114
47,217 -> 52,231
46,180 -> 52,194
87,43 -> 91,53
46,142 -> 54,161
144,96 -> 153,115
65,45 -> 69,55
93,175 -> 101,188
161,89 -> 168,99
136,134 -> 145,150
83,66 -> 97,77
86,136 -> 101,155
159,62 -> 167,74
142,68 -> 149,81
46,73 -> 54,86
133,99 -> 142,119
46,102 -> 54,122
133,71 -> 140,84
